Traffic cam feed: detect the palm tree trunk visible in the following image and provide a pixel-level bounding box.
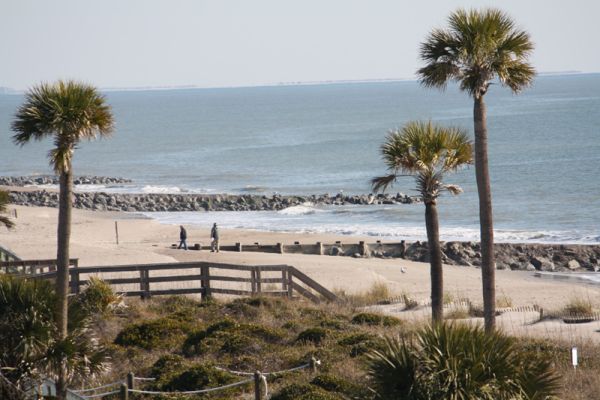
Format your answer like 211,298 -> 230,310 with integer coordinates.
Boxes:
425,201 -> 443,323
55,168 -> 72,400
473,95 -> 496,332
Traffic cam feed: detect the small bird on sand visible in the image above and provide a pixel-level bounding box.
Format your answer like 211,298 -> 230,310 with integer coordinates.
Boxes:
400,267 -> 406,273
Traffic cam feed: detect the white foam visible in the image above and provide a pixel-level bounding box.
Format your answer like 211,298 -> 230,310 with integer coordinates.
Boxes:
277,203 -> 319,216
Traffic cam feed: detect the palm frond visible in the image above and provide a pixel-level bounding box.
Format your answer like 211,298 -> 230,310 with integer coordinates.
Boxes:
12,80 -> 114,173
371,174 -> 397,193
418,8 -> 535,98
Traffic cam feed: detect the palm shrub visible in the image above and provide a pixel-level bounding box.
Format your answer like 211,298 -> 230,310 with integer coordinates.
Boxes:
366,323 -> 561,399
418,8 -> 535,331
0,275 -> 112,391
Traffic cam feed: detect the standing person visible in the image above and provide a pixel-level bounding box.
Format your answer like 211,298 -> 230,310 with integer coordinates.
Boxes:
211,223 -> 219,252
178,225 -> 188,250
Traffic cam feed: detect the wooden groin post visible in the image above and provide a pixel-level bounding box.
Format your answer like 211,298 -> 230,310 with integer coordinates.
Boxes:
316,242 -> 323,255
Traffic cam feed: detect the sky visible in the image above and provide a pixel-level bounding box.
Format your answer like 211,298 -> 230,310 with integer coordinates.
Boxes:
1,0 -> 599,90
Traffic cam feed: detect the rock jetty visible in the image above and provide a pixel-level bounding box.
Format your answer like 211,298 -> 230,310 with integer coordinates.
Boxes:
0,175 -> 131,187
6,190 -> 417,212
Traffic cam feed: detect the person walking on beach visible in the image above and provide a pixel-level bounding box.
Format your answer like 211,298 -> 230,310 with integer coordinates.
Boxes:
178,225 -> 188,250
211,223 -> 219,252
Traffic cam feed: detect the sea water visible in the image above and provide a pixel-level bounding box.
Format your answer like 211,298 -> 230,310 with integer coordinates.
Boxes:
0,74 -> 599,243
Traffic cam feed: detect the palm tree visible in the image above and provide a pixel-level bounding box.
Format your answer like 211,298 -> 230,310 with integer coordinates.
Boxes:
372,121 -> 472,323
11,80 -> 113,399
0,190 -> 14,229
417,8 -> 535,331
366,323 -> 561,399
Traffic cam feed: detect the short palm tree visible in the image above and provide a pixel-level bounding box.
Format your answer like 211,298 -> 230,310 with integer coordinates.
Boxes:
366,323 -> 561,399
372,121 -> 472,322
0,190 -> 14,229
11,80 -> 113,399
417,8 -> 535,331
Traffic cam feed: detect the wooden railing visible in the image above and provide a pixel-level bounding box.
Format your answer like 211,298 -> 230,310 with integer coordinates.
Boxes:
0,258 -> 78,275
26,261 -> 337,303
0,245 -> 20,263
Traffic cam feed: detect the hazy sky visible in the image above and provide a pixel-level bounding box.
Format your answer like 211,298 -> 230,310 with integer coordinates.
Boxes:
2,0 -> 599,90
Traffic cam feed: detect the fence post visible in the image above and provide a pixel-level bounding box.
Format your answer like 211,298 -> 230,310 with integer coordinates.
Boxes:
281,269 -> 288,293
359,241 -> 366,256
310,356 -> 318,374
277,242 -> 284,254
200,265 -> 211,301
236,242 -> 242,252
120,383 -> 128,400
127,372 -> 134,390
70,269 -> 80,294
250,268 -> 257,294
254,371 -> 262,400
139,269 -> 150,300
316,242 -> 323,255
256,267 -> 262,294
287,268 -> 294,298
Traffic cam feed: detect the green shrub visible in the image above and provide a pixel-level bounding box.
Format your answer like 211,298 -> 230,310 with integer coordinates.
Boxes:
297,328 -> 328,345
74,277 -> 121,315
337,333 -> 374,346
270,383 -> 344,400
150,354 -> 187,379
114,318 -> 191,350
351,313 -> 401,327
366,323 -> 561,400
219,332 -> 253,355
311,374 -> 371,398
160,364 -> 236,393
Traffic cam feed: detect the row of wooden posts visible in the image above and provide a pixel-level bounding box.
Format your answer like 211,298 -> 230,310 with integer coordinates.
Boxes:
115,357 -> 319,400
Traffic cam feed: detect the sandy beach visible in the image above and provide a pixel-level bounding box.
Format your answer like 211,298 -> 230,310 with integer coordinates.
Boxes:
2,204 -> 600,342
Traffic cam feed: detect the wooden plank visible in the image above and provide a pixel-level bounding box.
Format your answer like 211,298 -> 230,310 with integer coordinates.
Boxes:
118,288 -> 205,297
206,275 -> 254,283
290,281 -> 320,303
288,267 -> 337,301
209,288 -> 254,296
78,277 -> 141,285
257,277 -> 284,284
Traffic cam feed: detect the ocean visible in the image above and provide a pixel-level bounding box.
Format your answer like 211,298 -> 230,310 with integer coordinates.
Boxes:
1,74 -> 599,244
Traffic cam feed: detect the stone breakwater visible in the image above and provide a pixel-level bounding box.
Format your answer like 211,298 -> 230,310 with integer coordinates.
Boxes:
6,190 -> 418,212
0,175 -> 132,186
364,241 -> 600,272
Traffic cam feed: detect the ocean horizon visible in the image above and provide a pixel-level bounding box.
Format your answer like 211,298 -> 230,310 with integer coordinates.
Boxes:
1,73 -> 599,244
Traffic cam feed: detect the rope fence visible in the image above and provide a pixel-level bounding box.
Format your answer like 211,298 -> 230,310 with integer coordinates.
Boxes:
74,357 -> 320,400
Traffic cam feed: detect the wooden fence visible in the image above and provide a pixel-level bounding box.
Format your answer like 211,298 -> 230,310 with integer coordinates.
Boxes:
0,258 -> 78,274
22,261 -> 337,303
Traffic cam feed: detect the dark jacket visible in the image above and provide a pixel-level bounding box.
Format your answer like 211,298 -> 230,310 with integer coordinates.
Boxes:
180,228 -> 187,240
211,226 -> 219,239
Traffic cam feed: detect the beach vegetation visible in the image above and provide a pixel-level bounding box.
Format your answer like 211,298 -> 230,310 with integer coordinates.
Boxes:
372,121 -> 472,323
366,323 -> 561,399
562,297 -> 594,317
0,190 -> 14,230
418,8 -> 535,332
351,312 -> 402,327
12,80 -> 114,400
0,275 -> 109,392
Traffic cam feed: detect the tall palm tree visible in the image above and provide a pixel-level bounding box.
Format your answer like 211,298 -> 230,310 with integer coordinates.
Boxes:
417,8 -> 535,331
0,190 -> 14,229
372,121 -> 472,323
11,80 -> 113,399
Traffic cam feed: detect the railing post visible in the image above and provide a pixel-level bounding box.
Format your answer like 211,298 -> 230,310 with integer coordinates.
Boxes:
139,268 -> 150,300
256,267 -> 262,294
277,242 -> 284,254
120,383 -> 129,400
70,269 -> 80,294
316,242 -> 323,255
236,242 -> 242,252
254,371 -> 262,400
281,269 -> 288,293
359,241 -> 366,256
251,268 -> 257,294
127,372 -> 134,390
200,265 -> 211,301
287,268 -> 294,298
